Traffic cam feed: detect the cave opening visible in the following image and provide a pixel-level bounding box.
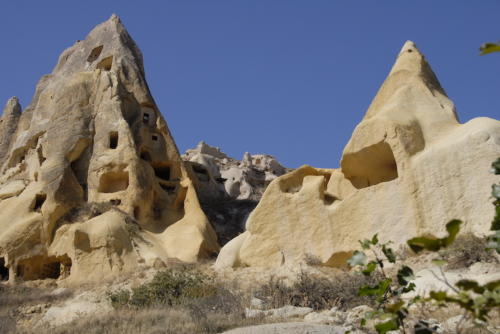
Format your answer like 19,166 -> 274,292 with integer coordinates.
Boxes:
87,45 -> 103,63
109,132 -> 119,149
96,56 -> 113,71
33,193 -> 47,212
140,150 -> 152,162
98,171 -> 129,193
0,258 -> 8,281
341,141 -> 398,189
153,164 -> 171,181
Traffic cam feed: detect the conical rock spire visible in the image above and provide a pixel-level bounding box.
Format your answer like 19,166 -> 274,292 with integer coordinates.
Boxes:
216,41 -> 500,270
0,16 -> 218,283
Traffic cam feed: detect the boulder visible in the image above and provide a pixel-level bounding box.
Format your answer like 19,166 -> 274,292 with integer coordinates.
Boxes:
217,41 -> 500,269
0,15 -> 218,283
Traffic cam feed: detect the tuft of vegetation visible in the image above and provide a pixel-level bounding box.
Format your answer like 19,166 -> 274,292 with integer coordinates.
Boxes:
108,268 -> 217,308
439,233 -> 498,270
255,271 -> 380,311
104,267 -> 253,334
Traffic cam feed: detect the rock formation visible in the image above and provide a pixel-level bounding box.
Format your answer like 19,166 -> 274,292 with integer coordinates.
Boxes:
183,141 -> 290,245
0,15 -> 218,283
0,97 -> 22,164
183,141 -> 289,202
216,41 -> 500,269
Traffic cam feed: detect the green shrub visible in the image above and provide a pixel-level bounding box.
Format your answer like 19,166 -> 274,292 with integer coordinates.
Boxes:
108,268 -> 217,308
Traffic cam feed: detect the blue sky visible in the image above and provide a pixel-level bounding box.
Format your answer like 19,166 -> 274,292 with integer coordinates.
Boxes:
1,1 -> 499,168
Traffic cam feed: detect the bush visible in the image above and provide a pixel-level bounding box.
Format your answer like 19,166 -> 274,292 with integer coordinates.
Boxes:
109,268 -> 216,308
439,233 -> 498,270
255,271 -> 379,311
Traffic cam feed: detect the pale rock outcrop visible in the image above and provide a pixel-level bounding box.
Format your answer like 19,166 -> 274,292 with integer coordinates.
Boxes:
0,15 -> 218,283
217,41 -> 500,269
183,141 -> 289,201
183,141 -> 290,245
0,97 -> 22,164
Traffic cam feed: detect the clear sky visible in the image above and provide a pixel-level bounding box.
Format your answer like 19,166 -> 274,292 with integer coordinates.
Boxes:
1,1 -> 499,168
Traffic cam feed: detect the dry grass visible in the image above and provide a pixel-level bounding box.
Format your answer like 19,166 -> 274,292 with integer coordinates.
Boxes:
26,307 -> 269,334
439,233 -> 498,270
255,271 -> 380,311
0,283 -> 72,334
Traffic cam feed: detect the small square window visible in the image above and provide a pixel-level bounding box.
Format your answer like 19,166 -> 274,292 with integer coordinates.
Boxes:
152,134 -> 159,141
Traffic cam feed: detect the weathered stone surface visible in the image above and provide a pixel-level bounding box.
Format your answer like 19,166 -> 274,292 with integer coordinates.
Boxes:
183,141 -> 290,245
0,15 -> 218,283
0,97 -> 22,165
217,41 -> 500,269
183,141 -> 289,201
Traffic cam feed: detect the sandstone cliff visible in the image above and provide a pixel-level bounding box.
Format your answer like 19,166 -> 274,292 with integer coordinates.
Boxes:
0,15 -> 219,283
216,41 -> 500,269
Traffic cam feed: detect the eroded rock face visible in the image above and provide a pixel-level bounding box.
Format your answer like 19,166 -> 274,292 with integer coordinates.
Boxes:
183,141 -> 290,245
216,41 -> 500,269
0,97 -> 22,164
0,15 -> 218,283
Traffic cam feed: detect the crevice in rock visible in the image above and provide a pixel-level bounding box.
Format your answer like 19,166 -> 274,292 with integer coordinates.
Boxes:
32,193 -> 47,212
0,257 -> 8,281
70,143 -> 92,201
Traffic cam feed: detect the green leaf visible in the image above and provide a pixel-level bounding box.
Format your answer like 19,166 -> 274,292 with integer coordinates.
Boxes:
492,158 -> 500,174
374,318 -> 399,334
487,230 -> 500,254
382,245 -> 396,263
429,291 -> 447,301
491,205 -> 500,231
480,42 -> 500,55
407,236 -> 441,253
484,279 -> 500,291
360,318 -> 366,326
359,278 -> 392,297
362,261 -> 377,276
397,265 -> 415,286
385,300 -> 405,313
348,250 -> 367,267
402,282 -> 416,293
372,233 -> 379,245
456,280 -> 484,294
359,239 -> 371,250
432,259 -> 447,267
443,219 -> 462,246
407,220 -> 462,253
492,185 -> 500,200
